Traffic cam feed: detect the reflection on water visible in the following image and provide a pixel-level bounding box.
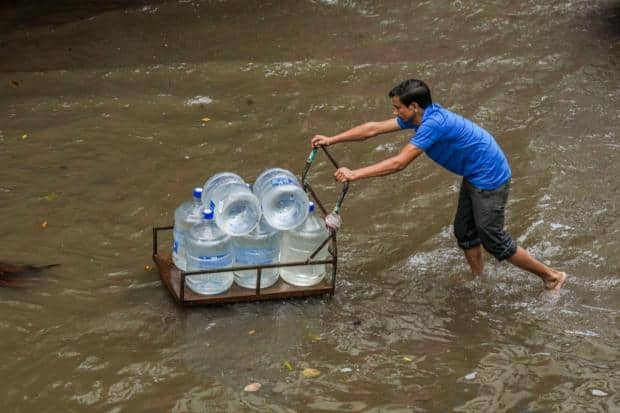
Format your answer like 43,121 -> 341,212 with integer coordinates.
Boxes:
1,0 -> 618,411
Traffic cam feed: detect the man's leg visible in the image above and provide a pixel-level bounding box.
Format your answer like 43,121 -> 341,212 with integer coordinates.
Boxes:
507,247 -> 567,290
463,245 -> 484,277
454,179 -> 484,277
471,181 -> 567,290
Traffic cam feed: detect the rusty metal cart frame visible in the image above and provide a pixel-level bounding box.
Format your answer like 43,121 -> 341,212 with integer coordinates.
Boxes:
152,146 -> 348,306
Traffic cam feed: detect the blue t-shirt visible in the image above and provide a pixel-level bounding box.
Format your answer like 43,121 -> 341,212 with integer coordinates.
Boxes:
397,103 -> 511,190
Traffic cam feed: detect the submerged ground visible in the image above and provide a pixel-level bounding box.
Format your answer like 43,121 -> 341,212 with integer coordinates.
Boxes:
1,1 -> 619,411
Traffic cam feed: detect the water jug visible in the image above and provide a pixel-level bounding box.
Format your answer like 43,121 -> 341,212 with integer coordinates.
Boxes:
202,172 -> 261,236
233,217 -> 281,289
280,202 -> 330,286
185,208 -> 234,295
253,168 -> 309,230
172,187 -> 203,270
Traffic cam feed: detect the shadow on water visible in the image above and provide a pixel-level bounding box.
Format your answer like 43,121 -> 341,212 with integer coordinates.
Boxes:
0,0 -> 165,34
584,1 -> 620,38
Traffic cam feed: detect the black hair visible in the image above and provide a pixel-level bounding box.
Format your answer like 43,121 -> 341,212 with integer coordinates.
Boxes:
388,79 -> 432,108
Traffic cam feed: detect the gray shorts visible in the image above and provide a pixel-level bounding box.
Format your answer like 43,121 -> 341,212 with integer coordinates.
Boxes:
453,179 -> 517,260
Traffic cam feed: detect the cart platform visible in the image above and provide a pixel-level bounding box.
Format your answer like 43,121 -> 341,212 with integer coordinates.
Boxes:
153,251 -> 334,306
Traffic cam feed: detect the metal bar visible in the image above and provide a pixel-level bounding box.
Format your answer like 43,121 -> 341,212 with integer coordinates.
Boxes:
181,258 -> 334,276
255,268 -> 262,296
331,232 -> 338,295
152,226 -> 174,257
305,183 -> 328,216
334,181 -> 349,213
155,226 -> 174,231
307,235 -> 331,262
180,271 -> 186,302
152,227 -> 158,257
321,146 -> 340,169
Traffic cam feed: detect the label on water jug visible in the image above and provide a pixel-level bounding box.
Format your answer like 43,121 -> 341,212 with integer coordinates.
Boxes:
271,177 -> 296,187
173,239 -> 179,253
195,253 -> 233,268
235,247 -> 277,265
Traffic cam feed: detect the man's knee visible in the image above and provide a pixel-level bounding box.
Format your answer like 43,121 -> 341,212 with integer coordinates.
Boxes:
454,223 -> 480,250
478,229 -> 517,261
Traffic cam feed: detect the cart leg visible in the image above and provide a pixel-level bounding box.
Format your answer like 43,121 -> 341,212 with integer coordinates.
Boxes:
255,268 -> 262,296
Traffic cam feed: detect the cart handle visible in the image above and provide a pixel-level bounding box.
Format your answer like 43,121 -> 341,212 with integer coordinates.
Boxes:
301,146 -> 349,214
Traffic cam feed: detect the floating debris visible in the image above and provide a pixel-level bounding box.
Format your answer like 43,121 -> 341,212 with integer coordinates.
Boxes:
302,368 -> 320,378
144,265 -> 152,272
0,262 -> 59,287
403,357 -> 413,363
464,372 -> 477,380
248,329 -> 256,336
591,389 -> 608,397
340,367 -> 352,373
39,193 -> 59,202
565,330 -> 599,337
186,96 -> 213,106
201,117 -> 211,123
307,332 -> 321,341
243,382 -> 261,392
283,360 -> 293,371
41,220 -> 48,229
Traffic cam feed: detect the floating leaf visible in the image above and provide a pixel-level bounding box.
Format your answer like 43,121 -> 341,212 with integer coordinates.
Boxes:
243,382 -> 261,392
39,193 -> 59,202
302,368 -> 320,378
307,332 -> 321,341
248,329 -> 256,336
201,117 -> 211,123
41,220 -> 48,229
10,80 -> 19,87
21,134 -> 28,140
403,357 -> 413,362
283,360 -> 293,371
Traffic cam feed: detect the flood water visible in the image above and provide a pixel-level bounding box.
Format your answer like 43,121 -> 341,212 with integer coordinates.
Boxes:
1,1 -> 619,411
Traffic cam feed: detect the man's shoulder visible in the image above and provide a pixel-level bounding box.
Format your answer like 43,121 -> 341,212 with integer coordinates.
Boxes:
421,103 -> 448,128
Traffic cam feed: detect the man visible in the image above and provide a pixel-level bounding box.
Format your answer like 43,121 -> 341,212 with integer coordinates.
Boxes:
311,79 -> 566,290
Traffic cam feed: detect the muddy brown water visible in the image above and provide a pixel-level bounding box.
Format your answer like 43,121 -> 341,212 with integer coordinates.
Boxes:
1,1 -> 619,412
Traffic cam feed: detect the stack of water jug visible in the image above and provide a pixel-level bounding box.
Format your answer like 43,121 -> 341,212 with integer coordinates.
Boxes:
172,168 -> 330,295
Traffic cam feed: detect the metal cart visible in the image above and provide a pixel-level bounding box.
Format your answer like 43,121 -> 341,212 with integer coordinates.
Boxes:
152,146 -> 348,306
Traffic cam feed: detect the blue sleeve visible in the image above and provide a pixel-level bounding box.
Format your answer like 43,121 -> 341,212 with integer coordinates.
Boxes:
396,116 -> 416,130
410,119 -> 442,151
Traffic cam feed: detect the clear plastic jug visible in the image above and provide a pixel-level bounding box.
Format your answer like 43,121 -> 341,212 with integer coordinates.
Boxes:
202,172 -> 261,236
253,168 -> 309,230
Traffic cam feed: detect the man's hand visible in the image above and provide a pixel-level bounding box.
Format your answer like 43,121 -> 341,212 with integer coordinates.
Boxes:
334,167 -> 356,182
311,134 -> 332,148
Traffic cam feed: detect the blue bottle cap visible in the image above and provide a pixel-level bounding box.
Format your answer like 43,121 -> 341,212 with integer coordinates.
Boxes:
202,208 -> 214,220
309,202 -> 315,213
193,187 -> 203,199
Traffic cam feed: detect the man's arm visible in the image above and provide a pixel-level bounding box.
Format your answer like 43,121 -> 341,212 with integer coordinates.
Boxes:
311,118 -> 401,147
334,143 -> 424,182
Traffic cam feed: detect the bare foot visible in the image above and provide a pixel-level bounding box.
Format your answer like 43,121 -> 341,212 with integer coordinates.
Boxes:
544,271 -> 567,291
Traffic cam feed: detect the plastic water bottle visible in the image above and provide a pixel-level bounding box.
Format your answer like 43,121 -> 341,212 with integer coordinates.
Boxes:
253,168 -> 310,230
233,217 -> 281,289
280,202 -> 330,286
185,209 -> 234,295
172,187 -> 203,270
202,172 -> 261,236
